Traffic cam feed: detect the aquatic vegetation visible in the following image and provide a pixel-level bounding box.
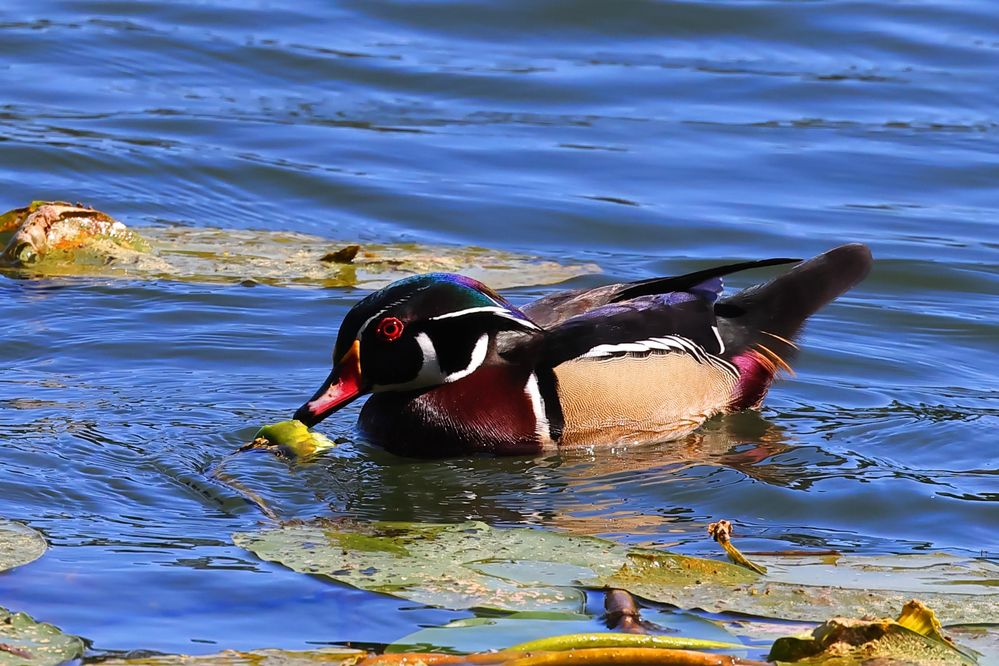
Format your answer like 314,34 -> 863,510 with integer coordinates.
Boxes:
768,600 -> 976,664
600,550 -> 997,623
0,203 -> 597,289
242,420 -> 339,460
0,201 -> 148,266
0,609 -> 85,666
234,519 -> 998,627
0,521 -> 46,573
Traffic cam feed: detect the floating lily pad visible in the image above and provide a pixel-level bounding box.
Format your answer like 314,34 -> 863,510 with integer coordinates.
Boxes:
232,520 -> 751,613
0,608 -> 85,666
242,420 -> 338,460
97,647 -> 366,665
0,202 -> 598,289
0,521 -> 46,573
600,551 -> 998,624
235,520 -> 999,628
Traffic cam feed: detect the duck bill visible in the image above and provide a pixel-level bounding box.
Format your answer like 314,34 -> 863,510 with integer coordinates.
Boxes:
294,340 -> 365,426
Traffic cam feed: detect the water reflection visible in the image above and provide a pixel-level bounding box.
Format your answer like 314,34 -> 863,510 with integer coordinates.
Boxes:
206,410 -> 805,533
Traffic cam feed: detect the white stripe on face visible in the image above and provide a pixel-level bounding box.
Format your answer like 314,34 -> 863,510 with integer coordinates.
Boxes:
430,306 -> 540,330
443,334 -> 489,383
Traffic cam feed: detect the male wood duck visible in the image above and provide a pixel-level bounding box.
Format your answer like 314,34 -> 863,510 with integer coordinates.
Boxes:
294,244 -> 872,457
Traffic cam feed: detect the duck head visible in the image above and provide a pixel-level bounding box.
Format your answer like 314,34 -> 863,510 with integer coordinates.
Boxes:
294,273 -> 540,427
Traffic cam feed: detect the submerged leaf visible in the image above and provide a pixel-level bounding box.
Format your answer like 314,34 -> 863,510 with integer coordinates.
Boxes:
0,521 -> 46,573
0,608 -> 85,666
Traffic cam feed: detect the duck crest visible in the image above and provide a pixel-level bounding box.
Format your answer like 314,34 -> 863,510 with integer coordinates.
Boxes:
359,363 -> 555,457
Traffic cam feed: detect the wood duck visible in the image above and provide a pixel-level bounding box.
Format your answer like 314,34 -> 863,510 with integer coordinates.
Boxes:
294,244 -> 872,457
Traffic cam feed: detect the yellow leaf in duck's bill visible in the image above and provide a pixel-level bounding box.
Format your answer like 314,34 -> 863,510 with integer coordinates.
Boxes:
242,420 -> 338,460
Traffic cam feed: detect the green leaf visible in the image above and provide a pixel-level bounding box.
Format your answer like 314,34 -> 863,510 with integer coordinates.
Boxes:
0,608 -> 85,666
245,420 -> 338,459
0,521 -> 46,573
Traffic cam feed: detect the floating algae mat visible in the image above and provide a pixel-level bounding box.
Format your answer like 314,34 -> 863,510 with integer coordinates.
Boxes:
0,202 -> 598,289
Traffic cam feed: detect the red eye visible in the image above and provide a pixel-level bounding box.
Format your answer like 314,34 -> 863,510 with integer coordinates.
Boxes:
375,316 -> 404,342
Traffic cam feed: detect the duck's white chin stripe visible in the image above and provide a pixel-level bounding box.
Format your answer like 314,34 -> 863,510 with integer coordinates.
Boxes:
525,372 -> 552,445
444,334 -> 489,383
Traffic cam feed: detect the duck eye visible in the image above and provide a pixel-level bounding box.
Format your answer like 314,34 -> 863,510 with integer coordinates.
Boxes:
375,316 -> 404,342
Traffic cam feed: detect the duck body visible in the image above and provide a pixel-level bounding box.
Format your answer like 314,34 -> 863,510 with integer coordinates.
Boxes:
295,244 -> 873,457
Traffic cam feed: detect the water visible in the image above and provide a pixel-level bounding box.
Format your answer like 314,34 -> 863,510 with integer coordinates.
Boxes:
1,0 -> 997,657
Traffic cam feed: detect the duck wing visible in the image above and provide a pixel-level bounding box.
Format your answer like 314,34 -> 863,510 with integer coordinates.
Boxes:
521,257 -> 798,328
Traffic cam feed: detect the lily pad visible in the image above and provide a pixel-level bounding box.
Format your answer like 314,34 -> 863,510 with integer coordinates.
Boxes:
236,520 -> 999,628
97,647 -> 367,665
600,551 -> 998,624
232,520 -> 753,613
0,202 -> 598,289
0,521 -> 46,573
242,420 -> 338,460
0,608 -> 85,666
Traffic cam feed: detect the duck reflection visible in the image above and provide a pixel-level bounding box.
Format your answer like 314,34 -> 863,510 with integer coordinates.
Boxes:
211,410 -> 826,536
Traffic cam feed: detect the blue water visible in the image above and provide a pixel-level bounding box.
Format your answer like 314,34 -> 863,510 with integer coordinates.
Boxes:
1,0 -> 997,658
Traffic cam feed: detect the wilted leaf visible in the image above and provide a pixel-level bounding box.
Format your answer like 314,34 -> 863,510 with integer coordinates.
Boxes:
232,521 -> 752,613
768,600 -> 977,664
0,521 -> 46,573
0,608 -> 85,666
98,647 -> 367,665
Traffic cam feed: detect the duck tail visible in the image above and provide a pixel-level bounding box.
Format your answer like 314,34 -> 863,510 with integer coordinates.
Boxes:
718,243 -> 873,410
